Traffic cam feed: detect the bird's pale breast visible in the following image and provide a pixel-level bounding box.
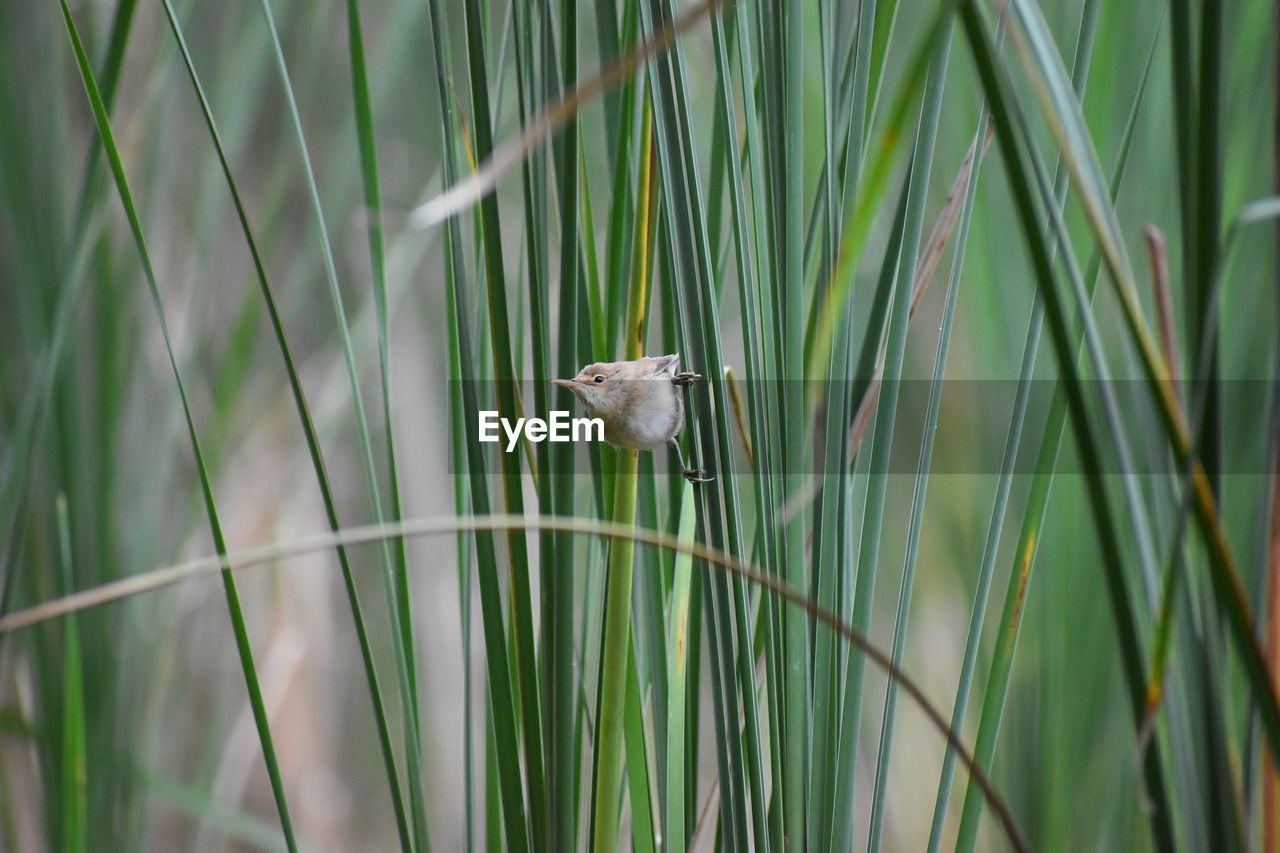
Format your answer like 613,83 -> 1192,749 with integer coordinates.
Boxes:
600,378 -> 683,450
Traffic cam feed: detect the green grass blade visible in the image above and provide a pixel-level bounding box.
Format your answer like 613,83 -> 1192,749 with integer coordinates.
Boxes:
0,0 -> 137,608
446,289 -> 476,852
549,5 -> 583,847
926,10 -> 1142,845
663,489 -> 696,851
867,96 -> 986,853
152,4 -> 413,847
779,0 -> 808,846
250,3 -> 434,846
709,11 -> 787,849
592,447 -> 639,853
591,88 -> 658,847
950,31 -> 1159,847
343,1 -> 427,846
1191,0 -> 1223,486
639,1 -> 759,847
1006,0 -> 1280,764
423,3 -> 530,849
623,637 -> 657,853
457,8 -> 549,848
806,5 -> 954,387
504,15 -> 562,846
55,495 -> 86,853
958,4 -> 1176,846
342,2 -> 428,846
0,512 -> 1030,851
55,4 -> 297,847
829,21 -> 954,853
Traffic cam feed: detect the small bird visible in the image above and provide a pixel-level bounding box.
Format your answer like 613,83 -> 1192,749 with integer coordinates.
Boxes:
552,354 -> 713,484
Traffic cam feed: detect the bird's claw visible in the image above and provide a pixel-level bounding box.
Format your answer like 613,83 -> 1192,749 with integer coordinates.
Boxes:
682,468 -> 715,484
672,371 -> 702,387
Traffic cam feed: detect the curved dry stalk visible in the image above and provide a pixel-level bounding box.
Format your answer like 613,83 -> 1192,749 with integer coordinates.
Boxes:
0,514 -> 1028,852
408,0 -> 733,229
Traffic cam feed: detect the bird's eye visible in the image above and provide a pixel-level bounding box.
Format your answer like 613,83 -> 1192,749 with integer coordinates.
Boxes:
593,375 -> 605,384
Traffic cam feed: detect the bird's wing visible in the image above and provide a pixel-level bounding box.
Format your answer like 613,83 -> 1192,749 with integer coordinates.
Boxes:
648,354 -> 679,376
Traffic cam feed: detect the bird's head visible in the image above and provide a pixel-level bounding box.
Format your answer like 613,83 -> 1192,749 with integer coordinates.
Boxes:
552,355 -> 679,420
551,361 -> 625,417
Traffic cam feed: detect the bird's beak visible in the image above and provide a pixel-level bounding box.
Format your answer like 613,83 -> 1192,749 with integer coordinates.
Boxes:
551,378 -> 576,390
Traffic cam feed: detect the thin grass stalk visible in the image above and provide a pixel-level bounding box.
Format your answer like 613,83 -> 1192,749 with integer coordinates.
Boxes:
951,39 -> 1160,846
664,490 -> 696,851
867,92 -> 987,853
251,2 -> 432,844
342,4 -> 429,847
808,226 -> 855,853
1191,8 -> 1232,837
829,23 -> 953,853
623,640 -> 658,853
459,5 -> 550,847
1192,0 -> 1223,488
602,21 -> 642,355
151,4 -> 413,847
578,138 -> 609,365
642,236 -> 714,841
55,5 -> 298,847
547,2 -> 582,847
1140,197 -> 1280,846
590,83 -> 658,851
410,0 -> 732,230
0,511 -> 1029,851
780,0 -> 808,842
507,9 -> 557,815
593,444 -> 640,853
958,5 -> 1177,847
55,495 -> 86,853
424,2 -> 531,849
1167,0 -> 1197,317
640,1 -> 759,845
660,6 -> 768,845
862,0 -> 900,153
682,552 -> 704,839
840,0 -> 878,205
445,272 -> 475,852
809,172 -> 912,849
623,112 -> 669,802
710,6 -> 790,838
594,0 -> 622,155
703,149 -> 768,853
698,572 -> 747,850
484,689 -> 503,853
435,18 -> 481,853
727,14 -> 788,845
1266,446 -> 1280,852
806,6 -> 953,386
0,0 -> 138,611
805,19 -> 888,816
1006,0 -> 1280,753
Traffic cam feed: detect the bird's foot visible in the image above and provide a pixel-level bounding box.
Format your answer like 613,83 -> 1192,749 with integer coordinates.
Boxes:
682,467 -> 715,484
672,371 -> 702,387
